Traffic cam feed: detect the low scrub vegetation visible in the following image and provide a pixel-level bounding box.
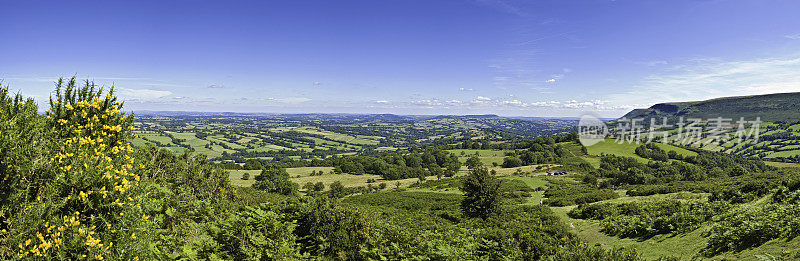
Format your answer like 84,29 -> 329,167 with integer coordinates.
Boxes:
569,200 -> 729,239
543,180 -> 619,206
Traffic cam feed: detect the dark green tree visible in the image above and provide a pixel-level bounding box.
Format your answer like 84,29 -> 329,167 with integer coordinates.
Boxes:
502,156 -> 523,168
728,165 -> 748,176
254,164 -> 298,195
328,181 -> 347,198
313,182 -> 325,192
465,155 -> 483,169
244,158 -> 262,170
461,166 -> 502,219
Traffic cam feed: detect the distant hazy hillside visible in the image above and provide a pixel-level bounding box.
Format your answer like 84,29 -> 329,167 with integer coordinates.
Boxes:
621,92 -> 800,122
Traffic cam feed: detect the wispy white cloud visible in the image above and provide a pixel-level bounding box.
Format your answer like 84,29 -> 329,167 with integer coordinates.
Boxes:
784,33 -> 800,40
93,77 -> 150,81
402,96 -> 625,112
637,60 -> 668,66
374,100 -> 390,104
2,77 -> 55,83
459,87 -> 474,91
119,88 -> 172,99
545,73 -> 567,83
474,0 -> 525,16
608,54 -> 800,107
473,96 -> 492,103
271,97 -> 311,104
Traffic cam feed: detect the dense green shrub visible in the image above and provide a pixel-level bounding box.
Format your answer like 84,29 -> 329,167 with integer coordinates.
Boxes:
544,180 -> 618,206
772,179 -> 800,204
330,148 -> 461,180
704,203 -> 800,255
206,204 -> 300,260
597,148 -> 772,187
625,182 -> 704,196
465,155 -> 483,169
635,143 -> 669,162
570,200 -> 729,239
286,196 -> 372,259
548,242 -> 641,261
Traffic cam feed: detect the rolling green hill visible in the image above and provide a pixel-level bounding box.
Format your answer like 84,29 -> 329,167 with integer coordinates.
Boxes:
621,92 -> 800,122
585,139 -> 697,164
614,92 -> 800,162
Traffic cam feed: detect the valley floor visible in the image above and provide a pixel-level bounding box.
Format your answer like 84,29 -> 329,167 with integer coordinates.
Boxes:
223,146 -> 800,260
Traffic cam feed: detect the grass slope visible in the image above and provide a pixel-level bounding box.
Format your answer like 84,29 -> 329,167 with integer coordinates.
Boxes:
585,139 -> 697,163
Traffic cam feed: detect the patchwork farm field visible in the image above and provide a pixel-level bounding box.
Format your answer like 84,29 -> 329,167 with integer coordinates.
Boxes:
132,113 -> 577,165
608,120 -> 800,163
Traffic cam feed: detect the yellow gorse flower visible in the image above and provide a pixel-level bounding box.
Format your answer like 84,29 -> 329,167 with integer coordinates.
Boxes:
21,79 -> 145,259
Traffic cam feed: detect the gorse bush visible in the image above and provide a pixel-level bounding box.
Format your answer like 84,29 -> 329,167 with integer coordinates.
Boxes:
0,85 -> 52,256
9,78 -> 151,259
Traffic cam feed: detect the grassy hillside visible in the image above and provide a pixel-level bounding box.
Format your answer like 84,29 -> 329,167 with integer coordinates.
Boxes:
584,139 -> 697,165
621,92 -> 800,122
615,92 -> 800,162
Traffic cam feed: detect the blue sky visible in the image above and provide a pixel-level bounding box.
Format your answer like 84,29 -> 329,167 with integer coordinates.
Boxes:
3,0 -> 800,117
